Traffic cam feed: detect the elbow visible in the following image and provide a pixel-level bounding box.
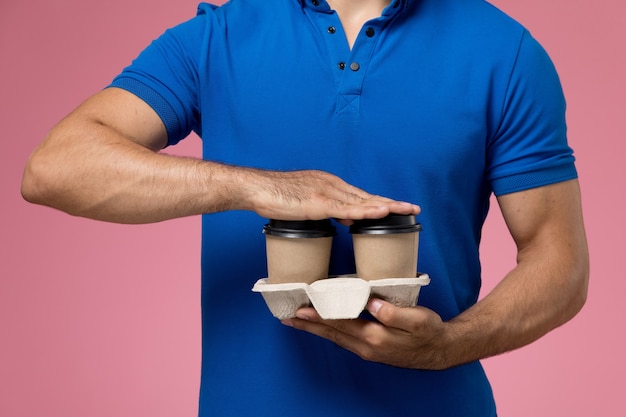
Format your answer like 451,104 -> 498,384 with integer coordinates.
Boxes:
573,263 -> 589,316
21,144 -> 64,208
563,251 -> 590,323
21,151 -> 47,205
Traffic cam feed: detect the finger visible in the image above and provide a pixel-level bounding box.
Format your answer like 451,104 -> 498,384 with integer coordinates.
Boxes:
324,198 -> 392,220
335,190 -> 421,215
295,307 -> 408,348
370,200 -> 421,216
336,218 -> 355,226
285,307 -> 433,366
283,309 -> 377,354
320,177 -> 420,215
330,197 -> 421,220
366,298 -> 430,333
323,197 -> 420,222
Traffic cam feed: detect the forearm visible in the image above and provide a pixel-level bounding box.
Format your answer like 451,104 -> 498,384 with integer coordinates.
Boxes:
22,119 -> 249,224
441,249 -> 588,368
22,115 -> 420,224
283,182 -> 588,372
440,182 -> 589,368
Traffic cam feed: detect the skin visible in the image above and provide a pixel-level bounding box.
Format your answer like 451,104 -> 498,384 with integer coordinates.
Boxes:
21,88 -> 419,224
283,179 -> 589,369
22,0 -> 589,371
327,0 -> 392,49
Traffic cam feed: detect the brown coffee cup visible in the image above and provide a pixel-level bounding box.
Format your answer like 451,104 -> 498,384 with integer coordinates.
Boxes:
263,219 -> 336,284
349,214 -> 422,281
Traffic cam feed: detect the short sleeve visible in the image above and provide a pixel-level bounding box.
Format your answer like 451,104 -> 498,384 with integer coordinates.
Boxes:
487,30 -> 577,196
107,5 -> 214,146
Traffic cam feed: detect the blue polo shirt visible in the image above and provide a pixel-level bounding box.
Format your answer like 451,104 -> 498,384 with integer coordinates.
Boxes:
110,0 -> 577,415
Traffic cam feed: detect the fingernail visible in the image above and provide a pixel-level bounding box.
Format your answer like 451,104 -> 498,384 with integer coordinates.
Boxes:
368,299 -> 383,314
296,311 -> 310,320
281,319 -> 293,327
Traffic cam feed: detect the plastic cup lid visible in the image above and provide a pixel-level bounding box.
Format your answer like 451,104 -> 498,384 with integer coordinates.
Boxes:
263,219 -> 336,238
349,214 -> 422,235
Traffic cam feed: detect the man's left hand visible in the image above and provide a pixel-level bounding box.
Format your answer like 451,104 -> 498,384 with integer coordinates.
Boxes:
282,299 -> 450,370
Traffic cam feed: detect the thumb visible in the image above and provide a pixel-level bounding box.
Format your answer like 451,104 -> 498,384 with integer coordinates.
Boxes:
366,298 -> 387,316
366,298 -> 405,328
367,298 -> 429,332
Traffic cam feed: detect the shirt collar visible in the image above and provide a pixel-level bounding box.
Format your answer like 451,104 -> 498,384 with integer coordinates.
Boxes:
297,0 -> 410,15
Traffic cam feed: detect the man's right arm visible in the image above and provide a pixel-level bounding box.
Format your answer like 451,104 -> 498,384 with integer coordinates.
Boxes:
22,88 -> 419,224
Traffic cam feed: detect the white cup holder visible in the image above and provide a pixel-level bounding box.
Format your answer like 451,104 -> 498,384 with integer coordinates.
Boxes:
252,274 -> 430,320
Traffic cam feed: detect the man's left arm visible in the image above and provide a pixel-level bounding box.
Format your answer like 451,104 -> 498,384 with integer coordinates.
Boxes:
284,179 -> 589,370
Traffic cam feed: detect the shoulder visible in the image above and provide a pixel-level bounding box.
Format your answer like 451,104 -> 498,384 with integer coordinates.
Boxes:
401,0 -> 532,61
451,0 -> 526,34
201,0 -> 299,21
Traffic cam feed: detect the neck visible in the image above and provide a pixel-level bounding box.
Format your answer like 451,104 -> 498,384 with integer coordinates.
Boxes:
327,0 -> 392,49
327,0 -> 392,15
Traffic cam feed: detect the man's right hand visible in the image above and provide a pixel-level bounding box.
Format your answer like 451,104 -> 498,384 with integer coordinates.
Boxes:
238,168 -> 420,223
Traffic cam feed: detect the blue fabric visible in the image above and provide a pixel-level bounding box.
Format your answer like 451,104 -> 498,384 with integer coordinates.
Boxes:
109,0 -> 578,415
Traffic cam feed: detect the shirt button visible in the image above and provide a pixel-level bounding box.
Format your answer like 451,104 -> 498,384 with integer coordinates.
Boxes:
338,62 -> 346,70
366,27 -> 375,37
328,26 -> 336,34
312,0 -> 319,5
350,62 -> 360,71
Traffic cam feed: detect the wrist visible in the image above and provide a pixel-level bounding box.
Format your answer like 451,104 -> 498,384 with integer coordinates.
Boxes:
430,321 -> 459,370
225,166 -> 274,213
196,161 -> 255,214
429,317 -> 485,370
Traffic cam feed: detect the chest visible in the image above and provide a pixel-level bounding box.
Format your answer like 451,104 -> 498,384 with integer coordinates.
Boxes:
197,6 -> 509,197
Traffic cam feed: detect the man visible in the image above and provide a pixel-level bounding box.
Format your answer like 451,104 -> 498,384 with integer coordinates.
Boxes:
21,0 -> 589,415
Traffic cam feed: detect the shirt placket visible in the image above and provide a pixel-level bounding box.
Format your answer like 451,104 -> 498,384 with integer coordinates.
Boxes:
303,0 -> 403,116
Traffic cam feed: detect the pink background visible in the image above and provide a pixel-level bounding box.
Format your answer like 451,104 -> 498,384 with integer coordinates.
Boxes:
1,0 -> 624,415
